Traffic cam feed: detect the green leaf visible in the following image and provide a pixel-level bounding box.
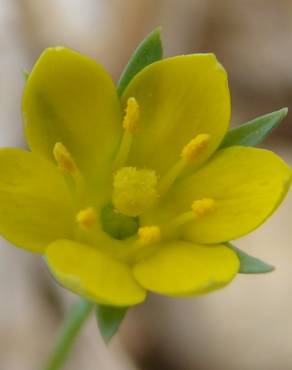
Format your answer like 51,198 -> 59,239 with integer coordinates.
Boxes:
228,243 -> 275,274
220,108 -> 288,149
22,69 -> 29,82
117,27 -> 163,96
96,305 -> 128,344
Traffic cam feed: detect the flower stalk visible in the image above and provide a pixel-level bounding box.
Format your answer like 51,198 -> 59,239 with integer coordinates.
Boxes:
44,298 -> 94,370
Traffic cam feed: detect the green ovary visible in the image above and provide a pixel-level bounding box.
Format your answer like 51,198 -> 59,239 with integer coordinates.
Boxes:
100,203 -> 139,240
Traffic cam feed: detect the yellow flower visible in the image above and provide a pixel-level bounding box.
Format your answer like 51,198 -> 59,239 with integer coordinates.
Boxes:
0,47 -> 290,307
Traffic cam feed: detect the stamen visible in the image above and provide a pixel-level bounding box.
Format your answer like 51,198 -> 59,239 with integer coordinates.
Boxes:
113,97 -> 140,170
158,159 -> 186,196
53,142 -> 76,174
76,207 -> 97,230
181,134 -> 210,163
138,226 -> 161,246
158,134 -> 211,196
169,198 -> 216,229
53,142 -> 85,206
192,198 -> 216,217
123,97 -> 139,133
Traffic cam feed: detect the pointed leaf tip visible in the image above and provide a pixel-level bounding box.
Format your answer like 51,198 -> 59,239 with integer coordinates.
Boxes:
220,108 -> 288,149
117,27 -> 163,96
22,69 -> 29,82
228,243 -> 275,274
96,305 -> 128,344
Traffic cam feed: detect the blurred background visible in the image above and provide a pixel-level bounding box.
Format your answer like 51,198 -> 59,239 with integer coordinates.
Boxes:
0,0 -> 292,369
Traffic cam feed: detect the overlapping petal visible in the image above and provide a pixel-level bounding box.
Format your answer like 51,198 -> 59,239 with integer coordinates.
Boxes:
133,241 -> 239,295
46,239 -> 146,306
11,42 -> 290,308
22,47 -> 122,188
154,146 -> 292,244
0,148 -> 73,252
122,54 -> 230,175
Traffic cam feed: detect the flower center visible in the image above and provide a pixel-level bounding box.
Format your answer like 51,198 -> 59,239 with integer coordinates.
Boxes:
106,97 -> 215,245
112,166 -> 158,217
52,98 -> 216,248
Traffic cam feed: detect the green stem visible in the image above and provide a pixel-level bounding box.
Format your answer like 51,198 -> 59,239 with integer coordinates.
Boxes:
44,298 -> 94,370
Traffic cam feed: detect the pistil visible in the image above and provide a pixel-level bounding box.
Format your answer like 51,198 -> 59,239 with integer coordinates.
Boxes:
112,167 -> 158,217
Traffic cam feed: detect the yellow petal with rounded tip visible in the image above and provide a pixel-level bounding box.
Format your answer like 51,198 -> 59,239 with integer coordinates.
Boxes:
133,242 -> 239,296
46,239 -> 146,306
22,47 -> 122,190
0,148 -> 73,253
155,146 -> 292,244
122,54 -> 230,175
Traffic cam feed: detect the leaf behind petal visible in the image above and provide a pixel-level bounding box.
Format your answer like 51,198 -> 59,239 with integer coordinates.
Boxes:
117,27 -> 163,96
96,305 -> 128,344
220,108 -> 288,148
22,69 -> 29,82
227,243 -> 275,274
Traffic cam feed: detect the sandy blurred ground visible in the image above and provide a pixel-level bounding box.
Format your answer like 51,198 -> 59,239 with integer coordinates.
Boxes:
0,0 -> 291,369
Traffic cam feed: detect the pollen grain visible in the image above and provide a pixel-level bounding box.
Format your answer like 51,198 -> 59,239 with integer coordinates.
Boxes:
53,142 -> 76,173
138,226 -> 161,246
123,97 -> 139,133
76,207 -> 97,230
181,134 -> 211,163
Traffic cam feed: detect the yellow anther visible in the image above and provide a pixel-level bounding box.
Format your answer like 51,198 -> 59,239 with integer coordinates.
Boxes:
113,98 -> 140,170
122,97 -> 139,133
138,226 -> 161,246
113,167 -> 158,217
192,198 -> 216,217
181,134 -> 211,163
76,207 -> 97,230
166,198 -> 216,231
53,142 -> 76,173
159,134 -> 211,196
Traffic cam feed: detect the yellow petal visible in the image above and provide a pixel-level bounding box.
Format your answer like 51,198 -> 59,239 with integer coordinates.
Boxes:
46,239 -> 146,306
0,148 -> 73,253
22,47 -> 122,189
122,54 -> 230,175
155,146 -> 292,244
133,242 -> 239,296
